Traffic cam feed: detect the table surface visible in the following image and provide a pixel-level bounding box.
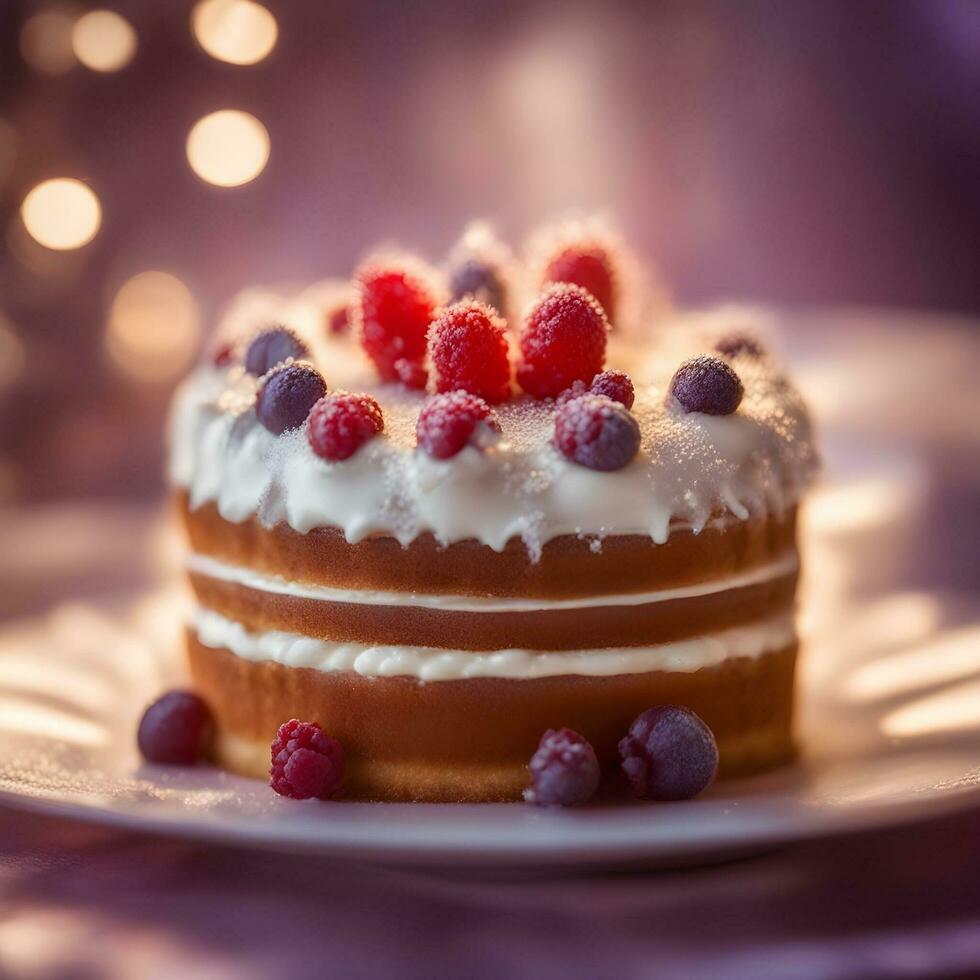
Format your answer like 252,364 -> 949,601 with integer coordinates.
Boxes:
1,308 -> 979,979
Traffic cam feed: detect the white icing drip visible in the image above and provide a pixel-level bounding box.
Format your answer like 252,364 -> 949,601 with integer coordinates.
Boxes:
192,607 -> 797,681
186,551 -> 799,612
169,287 -> 817,556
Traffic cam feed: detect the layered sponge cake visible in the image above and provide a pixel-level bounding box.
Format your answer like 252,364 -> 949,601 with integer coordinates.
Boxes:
169,226 -> 816,802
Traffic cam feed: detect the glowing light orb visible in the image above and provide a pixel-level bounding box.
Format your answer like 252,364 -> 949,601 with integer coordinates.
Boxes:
21,179 -> 101,250
72,10 -> 138,72
20,11 -> 76,74
192,0 -> 277,65
107,271 -> 202,382
186,110 -> 270,187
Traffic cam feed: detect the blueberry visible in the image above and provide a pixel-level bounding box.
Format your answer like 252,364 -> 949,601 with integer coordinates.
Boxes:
244,326 -> 310,376
714,332 -> 764,359
256,363 -> 327,435
618,705 -> 719,801
524,727 -> 600,806
449,258 -> 505,314
554,394 -> 640,471
137,690 -> 213,765
669,355 -> 743,415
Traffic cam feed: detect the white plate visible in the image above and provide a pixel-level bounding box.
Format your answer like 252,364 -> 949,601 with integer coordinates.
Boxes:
1,446 -> 979,869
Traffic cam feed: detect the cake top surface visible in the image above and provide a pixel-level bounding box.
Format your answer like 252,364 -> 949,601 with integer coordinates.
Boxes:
171,267 -> 817,559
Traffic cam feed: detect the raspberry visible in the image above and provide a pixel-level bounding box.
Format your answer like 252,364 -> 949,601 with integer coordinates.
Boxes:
270,719 -> 345,800
589,369 -> 634,409
394,357 -> 428,390
715,331 -> 764,359
449,258 -> 506,314
618,706 -> 719,801
517,284 -> 608,399
524,728 -> 601,807
308,392 -> 384,461
416,390 -> 500,460
669,355 -> 743,415
245,326 -> 309,376
256,363 -> 328,435
327,304 -> 350,335
427,301 -> 511,403
356,263 -> 439,383
544,244 -> 616,320
137,690 -> 213,765
554,394 -> 640,471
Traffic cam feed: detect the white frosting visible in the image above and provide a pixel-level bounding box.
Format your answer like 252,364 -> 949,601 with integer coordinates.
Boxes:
192,607 -> 797,681
186,551 -> 799,611
170,287 -> 816,559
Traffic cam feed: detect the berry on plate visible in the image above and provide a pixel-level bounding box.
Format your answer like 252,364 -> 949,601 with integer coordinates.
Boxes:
669,355 -> 744,416
355,261 -> 440,384
270,719 -> 345,800
517,284 -> 609,399
427,300 -> 511,403
137,690 -> 213,765
416,390 -> 500,460
618,705 -> 719,801
543,243 -> 617,321
256,363 -> 328,435
524,727 -> 601,807
244,326 -> 310,376
554,394 -> 640,471
308,392 -> 384,461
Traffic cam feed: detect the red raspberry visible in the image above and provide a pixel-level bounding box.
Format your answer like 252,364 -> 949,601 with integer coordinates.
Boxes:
544,244 -> 616,320
554,394 -> 640,471
416,391 -> 500,460
427,300 -> 511,404
355,263 -> 439,383
394,357 -> 428,390
137,690 -> 213,765
517,284 -> 608,399
308,392 -> 384,461
524,728 -> 600,807
270,719 -> 345,800
589,369 -> 634,409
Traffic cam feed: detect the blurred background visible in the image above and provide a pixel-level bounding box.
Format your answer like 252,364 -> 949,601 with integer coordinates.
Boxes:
0,0 -> 977,509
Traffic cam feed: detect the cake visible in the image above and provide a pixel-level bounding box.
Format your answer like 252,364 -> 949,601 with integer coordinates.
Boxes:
168,224 -> 817,803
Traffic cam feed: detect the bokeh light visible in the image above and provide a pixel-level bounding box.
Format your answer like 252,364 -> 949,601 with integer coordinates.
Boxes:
20,179 -> 102,251
106,271 -> 202,382
72,10 -> 138,73
192,0 -> 278,65
19,10 -> 76,74
186,110 -> 270,187
0,319 -> 26,390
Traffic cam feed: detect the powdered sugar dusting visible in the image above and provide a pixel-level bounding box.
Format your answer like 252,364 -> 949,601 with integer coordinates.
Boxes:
169,285 -> 817,558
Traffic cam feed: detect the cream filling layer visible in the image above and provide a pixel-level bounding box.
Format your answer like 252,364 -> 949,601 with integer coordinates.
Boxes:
186,551 -> 799,612
192,607 -> 797,681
